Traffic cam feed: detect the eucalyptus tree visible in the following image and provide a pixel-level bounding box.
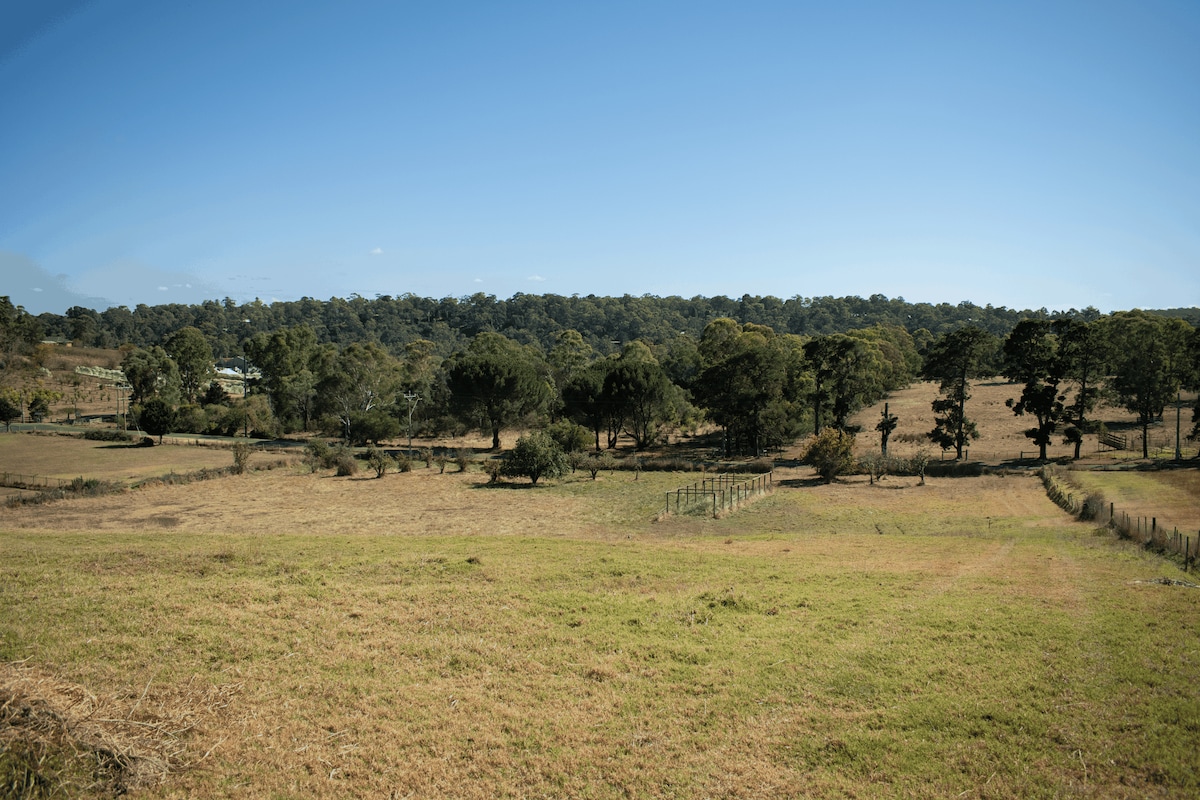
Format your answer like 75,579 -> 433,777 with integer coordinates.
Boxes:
164,326 -> 214,403
804,334 -> 884,435
601,341 -> 681,450
1052,318 -> 1109,458
445,331 -> 552,449
315,342 -> 404,443
245,324 -> 321,432
1002,319 -> 1065,461
1,296 -> 42,384
694,320 -> 805,456
121,346 -> 181,406
1103,311 -> 1193,458
921,326 -> 996,459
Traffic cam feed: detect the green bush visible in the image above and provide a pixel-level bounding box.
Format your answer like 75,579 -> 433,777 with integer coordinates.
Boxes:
174,403 -> 207,435
232,441 -> 252,475
305,439 -> 332,472
364,446 -> 395,478
581,451 -> 617,480
546,420 -> 592,453
501,431 -> 568,485
804,428 -> 856,483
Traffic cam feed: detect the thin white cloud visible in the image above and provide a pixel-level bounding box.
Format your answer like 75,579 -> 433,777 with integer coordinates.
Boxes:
32,287 -> 42,292
527,274 -> 546,282
370,247 -> 384,255
157,286 -> 169,292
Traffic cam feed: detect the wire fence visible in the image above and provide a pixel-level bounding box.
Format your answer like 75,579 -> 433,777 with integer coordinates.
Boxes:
1043,467 -> 1198,572
665,472 -> 774,518
1108,506 -> 1199,571
0,472 -> 75,490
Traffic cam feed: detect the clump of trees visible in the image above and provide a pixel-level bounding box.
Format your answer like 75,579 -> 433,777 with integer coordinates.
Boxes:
12,290 -> 1198,470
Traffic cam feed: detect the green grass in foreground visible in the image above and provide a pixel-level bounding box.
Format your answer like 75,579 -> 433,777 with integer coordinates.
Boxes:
2,475 -> 1199,798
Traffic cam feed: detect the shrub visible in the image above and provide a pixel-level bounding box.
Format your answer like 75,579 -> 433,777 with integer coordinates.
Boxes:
396,454 -> 413,473
501,431 -> 569,485
137,398 -> 177,444
582,451 -> 617,480
305,439 -> 332,472
435,455 -> 448,474
633,457 -> 692,472
364,447 -> 395,478
924,460 -> 985,478
174,403 -> 207,435
909,450 -> 930,484
1081,489 -> 1107,521
859,452 -> 881,484
454,449 -> 473,473
545,420 -> 591,453
82,429 -> 133,442
583,453 -> 619,479
335,453 -> 358,477
804,428 -> 856,483
232,441 -> 252,475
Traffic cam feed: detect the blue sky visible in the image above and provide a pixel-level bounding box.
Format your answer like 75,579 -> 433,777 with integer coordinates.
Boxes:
2,0 -> 1198,316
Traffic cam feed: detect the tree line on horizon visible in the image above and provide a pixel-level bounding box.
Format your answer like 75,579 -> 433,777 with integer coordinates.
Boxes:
2,294 -> 1198,460
22,291 -> 1129,358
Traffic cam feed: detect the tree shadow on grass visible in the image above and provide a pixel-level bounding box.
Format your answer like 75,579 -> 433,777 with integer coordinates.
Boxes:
471,481 -> 542,490
777,476 -> 826,488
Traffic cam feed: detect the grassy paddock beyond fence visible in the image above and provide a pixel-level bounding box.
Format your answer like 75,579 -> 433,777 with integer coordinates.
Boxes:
1042,464 -> 1200,569
664,472 -> 774,517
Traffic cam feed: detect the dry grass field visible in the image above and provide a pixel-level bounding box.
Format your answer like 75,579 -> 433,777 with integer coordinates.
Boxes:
3,444 -> 1200,798
847,380 -> 1180,464
0,434 -> 254,484
1064,469 -> 1200,539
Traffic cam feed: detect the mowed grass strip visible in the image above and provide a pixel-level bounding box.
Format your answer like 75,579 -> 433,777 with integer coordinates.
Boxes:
1065,468 -> 1200,536
2,467 -> 1199,798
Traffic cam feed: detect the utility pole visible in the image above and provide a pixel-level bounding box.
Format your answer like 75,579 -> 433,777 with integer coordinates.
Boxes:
1176,391 -> 1183,461
403,392 -> 420,454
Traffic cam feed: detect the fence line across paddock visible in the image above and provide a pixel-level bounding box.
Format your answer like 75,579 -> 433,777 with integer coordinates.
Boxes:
1107,505 -> 1200,572
666,472 -> 774,518
0,472 -> 74,490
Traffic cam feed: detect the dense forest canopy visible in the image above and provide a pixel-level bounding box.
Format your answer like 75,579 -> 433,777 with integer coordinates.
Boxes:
3,294 -> 1197,458
31,292 -> 1110,359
